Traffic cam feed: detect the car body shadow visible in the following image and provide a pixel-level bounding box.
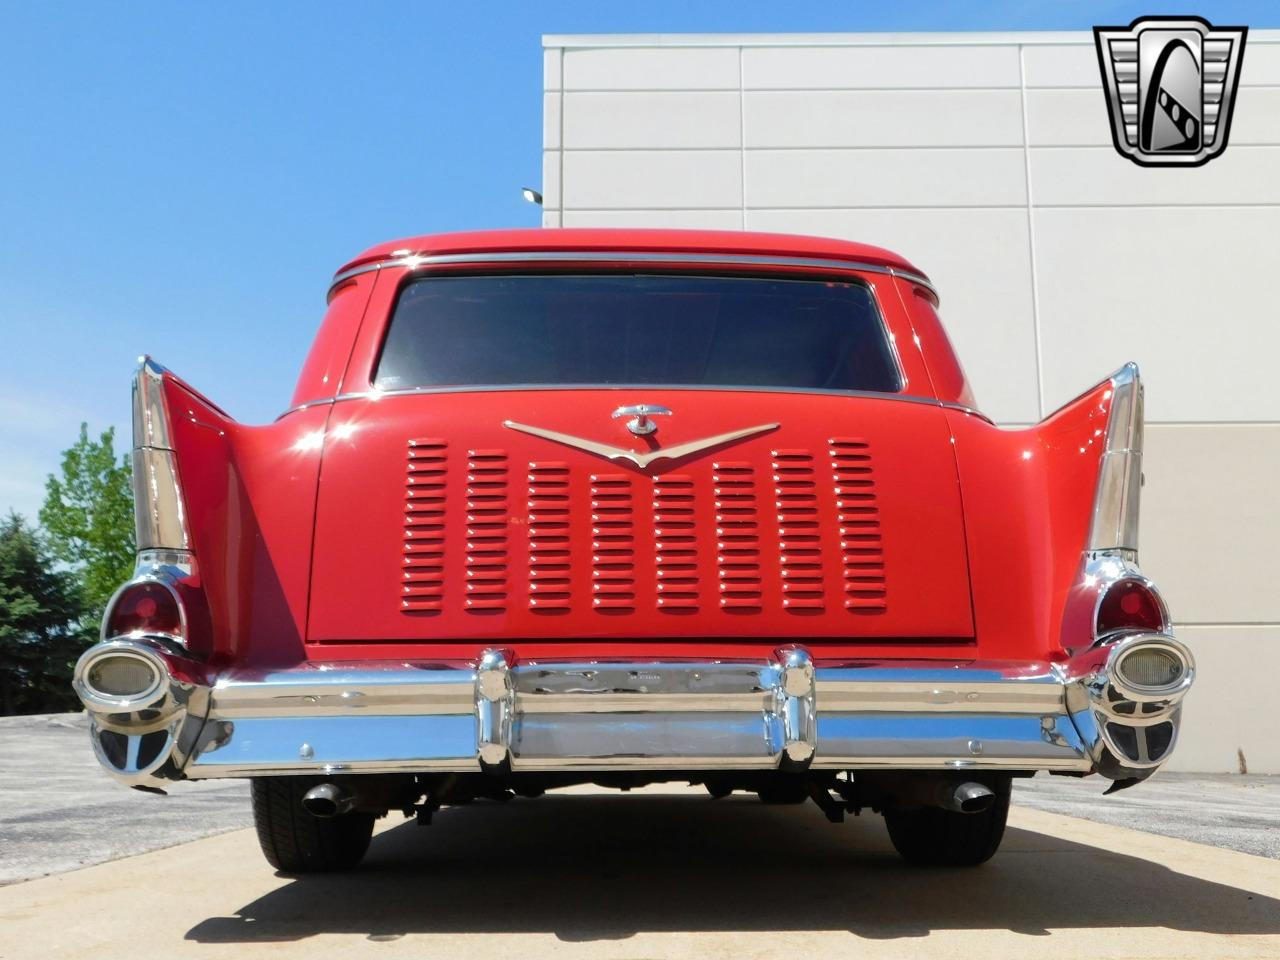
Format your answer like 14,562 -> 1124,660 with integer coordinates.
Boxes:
187,794 -> 1280,943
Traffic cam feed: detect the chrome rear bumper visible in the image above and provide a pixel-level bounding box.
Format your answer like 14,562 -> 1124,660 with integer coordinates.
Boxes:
72,637 -> 1193,790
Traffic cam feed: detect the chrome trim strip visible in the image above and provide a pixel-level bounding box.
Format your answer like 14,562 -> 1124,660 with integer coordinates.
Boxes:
815,714 -> 1089,770
133,356 -> 172,450
130,357 -> 191,554
503,419 -> 779,469
328,249 -> 936,297
189,715 -> 478,775
1087,361 -> 1143,558
515,692 -> 774,714
131,448 -> 189,552
276,385 -> 988,422
818,679 -> 1066,714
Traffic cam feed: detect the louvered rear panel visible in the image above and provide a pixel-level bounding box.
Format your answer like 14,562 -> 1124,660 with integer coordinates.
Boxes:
830,437 -> 887,611
773,449 -> 825,610
397,444 -> 889,619
527,462 -> 571,611
465,449 -> 508,610
590,474 -> 635,611
654,474 -> 699,611
713,461 -> 762,610
309,388 -> 977,645
402,438 -> 447,612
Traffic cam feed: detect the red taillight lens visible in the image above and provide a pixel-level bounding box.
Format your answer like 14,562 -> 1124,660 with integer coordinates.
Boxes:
106,582 -> 184,639
1096,578 -> 1164,637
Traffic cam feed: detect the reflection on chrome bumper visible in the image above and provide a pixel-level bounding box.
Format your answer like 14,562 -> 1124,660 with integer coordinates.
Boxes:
72,636 -> 1193,789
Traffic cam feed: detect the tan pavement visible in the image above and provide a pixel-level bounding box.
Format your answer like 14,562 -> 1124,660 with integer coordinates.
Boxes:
2,785 -> 1278,959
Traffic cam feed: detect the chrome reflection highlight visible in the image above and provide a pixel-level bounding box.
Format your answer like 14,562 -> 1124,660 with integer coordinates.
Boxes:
774,645 -> 817,768
71,636 -> 212,789
1063,631 -> 1194,779
1087,362 -> 1143,559
475,648 -> 515,771
69,646 -> 1192,788
327,249 -> 939,302
131,357 -> 191,554
503,419 -> 779,470
612,403 -> 672,436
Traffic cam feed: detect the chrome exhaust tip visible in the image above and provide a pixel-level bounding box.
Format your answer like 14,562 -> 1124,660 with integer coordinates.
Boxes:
301,782 -> 356,818
937,780 -> 996,815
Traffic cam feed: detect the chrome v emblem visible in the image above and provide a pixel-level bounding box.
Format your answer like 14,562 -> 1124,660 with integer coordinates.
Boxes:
502,420 -> 779,469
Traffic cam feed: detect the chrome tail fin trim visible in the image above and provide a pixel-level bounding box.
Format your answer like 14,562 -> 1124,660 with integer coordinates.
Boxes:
1087,362 -> 1144,560
131,357 -> 191,555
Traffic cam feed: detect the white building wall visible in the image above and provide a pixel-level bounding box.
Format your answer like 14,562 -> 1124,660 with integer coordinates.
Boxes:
543,31 -> 1280,773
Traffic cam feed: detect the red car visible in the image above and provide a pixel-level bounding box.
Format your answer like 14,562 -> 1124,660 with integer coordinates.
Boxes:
73,229 -> 1193,870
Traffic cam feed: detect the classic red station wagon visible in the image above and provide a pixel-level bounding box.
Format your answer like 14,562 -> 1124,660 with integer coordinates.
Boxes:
74,229 -> 1193,870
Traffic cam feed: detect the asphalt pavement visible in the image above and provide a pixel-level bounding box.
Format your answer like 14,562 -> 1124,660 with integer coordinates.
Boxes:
1016,770 -> 1280,860
0,713 -> 248,884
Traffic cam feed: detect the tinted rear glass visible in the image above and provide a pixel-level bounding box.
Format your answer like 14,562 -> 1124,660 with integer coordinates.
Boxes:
374,274 -> 900,393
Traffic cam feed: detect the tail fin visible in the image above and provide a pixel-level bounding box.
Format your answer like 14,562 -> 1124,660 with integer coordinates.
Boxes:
113,357 -> 327,663
945,363 -> 1148,658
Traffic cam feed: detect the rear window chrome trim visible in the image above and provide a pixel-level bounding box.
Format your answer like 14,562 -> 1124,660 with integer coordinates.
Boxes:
328,250 -> 938,302
276,383 -> 989,422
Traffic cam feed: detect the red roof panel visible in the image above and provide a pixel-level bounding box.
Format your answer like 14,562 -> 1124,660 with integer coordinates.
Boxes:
336,228 -> 926,280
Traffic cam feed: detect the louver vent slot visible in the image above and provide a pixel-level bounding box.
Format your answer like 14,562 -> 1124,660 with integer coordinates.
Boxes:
591,473 -> 635,610
465,449 -> 508,610
772,449 -> 824,610
654,474 -> 699,611
528,461 -> 572,611
713,461 -> 762,610
403,438 -> 447,612
830,437 -> 886,611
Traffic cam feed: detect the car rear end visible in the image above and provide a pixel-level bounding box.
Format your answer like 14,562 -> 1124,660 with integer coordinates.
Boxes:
72,230 -> 1193,869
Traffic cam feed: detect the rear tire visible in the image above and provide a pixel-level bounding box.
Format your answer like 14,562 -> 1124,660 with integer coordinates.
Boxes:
251,777 -> 375,873
883,777 -> 1010,867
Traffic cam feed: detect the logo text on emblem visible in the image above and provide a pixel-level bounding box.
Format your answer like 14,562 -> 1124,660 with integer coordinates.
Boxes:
1094,16 -> 1247,167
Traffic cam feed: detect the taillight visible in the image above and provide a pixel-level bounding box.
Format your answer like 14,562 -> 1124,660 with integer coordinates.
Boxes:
1096,578 -> 1165,637
105,581 -> 184,640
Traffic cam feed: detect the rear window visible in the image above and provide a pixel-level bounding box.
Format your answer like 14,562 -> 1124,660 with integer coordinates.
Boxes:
373,273 -> 900,393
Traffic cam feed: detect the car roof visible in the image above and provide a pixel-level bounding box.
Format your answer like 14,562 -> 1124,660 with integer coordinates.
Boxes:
335,228 -> 926,281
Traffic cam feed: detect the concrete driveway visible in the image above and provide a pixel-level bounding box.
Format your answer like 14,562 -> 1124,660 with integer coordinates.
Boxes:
2,789 -> 1279,959
3,714 -> 1279,957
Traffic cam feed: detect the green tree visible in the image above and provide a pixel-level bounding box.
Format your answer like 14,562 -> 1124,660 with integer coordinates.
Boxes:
0,513 -> 87,715
39,424 -> 134,616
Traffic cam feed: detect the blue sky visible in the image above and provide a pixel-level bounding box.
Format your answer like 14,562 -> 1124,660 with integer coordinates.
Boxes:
1,1 -> 1273,522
